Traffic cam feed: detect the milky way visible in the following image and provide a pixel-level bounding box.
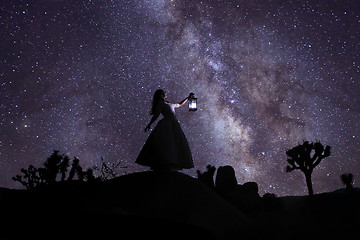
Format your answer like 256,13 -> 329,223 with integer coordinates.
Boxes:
1,0 -> 360,196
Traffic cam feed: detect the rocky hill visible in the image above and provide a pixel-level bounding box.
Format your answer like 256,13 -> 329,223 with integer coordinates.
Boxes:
1,171 -> 360,240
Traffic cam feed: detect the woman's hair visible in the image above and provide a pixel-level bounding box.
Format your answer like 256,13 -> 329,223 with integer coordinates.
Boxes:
151,89 -> 165,115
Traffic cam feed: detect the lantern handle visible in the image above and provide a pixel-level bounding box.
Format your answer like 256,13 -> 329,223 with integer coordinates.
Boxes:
188,92 -> 195,99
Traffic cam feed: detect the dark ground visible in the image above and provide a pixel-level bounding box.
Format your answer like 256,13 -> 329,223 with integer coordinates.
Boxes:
1,171 -> 359,240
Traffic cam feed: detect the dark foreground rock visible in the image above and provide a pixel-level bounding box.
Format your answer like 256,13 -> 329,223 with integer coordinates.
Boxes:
2,171 -> 360,240
0,171 -> 250,240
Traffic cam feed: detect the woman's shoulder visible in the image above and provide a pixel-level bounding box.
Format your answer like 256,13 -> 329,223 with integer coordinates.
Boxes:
163,101 -> 173,107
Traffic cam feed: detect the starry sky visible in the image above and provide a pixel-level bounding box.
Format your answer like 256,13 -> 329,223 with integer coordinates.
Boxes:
1,0 -> 360,196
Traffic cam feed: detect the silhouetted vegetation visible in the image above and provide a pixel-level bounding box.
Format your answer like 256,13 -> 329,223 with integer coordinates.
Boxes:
286,141 -> 331,196
5,157 -> 360,240
11,164 -> 45,189
12,150 -> 98,189
67,157 -> 84,181
7,140 -> 359,240
341,173 -> 354,191
93,157 -> 127,181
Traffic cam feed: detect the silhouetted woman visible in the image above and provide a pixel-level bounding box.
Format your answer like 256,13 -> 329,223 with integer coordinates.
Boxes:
136,89 -> 194,170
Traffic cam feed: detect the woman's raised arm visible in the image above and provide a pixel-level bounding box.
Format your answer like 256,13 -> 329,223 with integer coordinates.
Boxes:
177,92 -> 195,107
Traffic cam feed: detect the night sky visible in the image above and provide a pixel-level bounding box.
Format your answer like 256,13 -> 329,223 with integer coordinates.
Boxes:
1,0 -> 360,196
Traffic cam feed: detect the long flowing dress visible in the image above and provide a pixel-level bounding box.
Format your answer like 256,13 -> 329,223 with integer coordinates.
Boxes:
136,101 -> 194,170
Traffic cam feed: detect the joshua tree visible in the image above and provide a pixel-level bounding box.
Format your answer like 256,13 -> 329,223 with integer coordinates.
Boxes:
12,165 -> 42,189
341,173 -> 354,191
43,150 -> 63,183
59,155 -> 70,181
13,150 -> 92,189
286,141 -> 331,196
68,157 -> 83,181
13,150 -> 67,188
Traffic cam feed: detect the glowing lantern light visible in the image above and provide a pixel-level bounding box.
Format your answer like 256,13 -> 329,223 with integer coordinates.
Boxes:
188,96 -> 197,111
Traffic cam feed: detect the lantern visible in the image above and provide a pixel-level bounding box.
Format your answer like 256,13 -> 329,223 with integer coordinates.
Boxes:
188,97 -> 197,111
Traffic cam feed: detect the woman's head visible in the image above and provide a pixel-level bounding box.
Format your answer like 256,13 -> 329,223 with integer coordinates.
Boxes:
154,89 -> 166,100
151,89 -> 166,115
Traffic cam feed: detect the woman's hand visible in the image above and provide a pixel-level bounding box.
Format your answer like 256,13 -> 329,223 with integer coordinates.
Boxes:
144,115 -> 158,132
144,124 -> 151,132
188,92 -> 195,99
